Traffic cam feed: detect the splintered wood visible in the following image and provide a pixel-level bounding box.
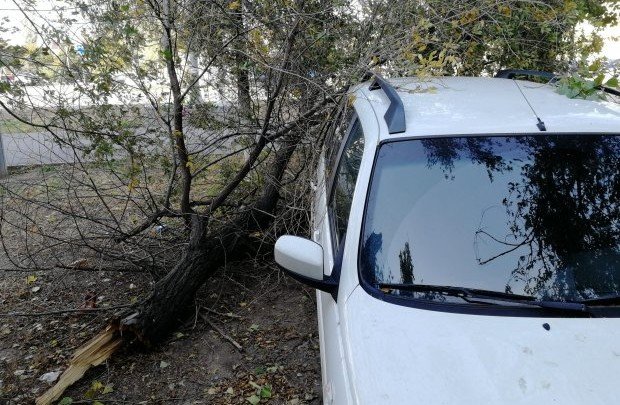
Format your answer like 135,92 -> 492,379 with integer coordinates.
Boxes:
35,324 -> 123,405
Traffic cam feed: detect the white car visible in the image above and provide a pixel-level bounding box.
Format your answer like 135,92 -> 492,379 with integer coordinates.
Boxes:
274,71 -> 620,404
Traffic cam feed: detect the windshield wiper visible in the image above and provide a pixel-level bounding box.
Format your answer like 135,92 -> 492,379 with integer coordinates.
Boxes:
378,283 -> 590,312
577,294 -> 620,306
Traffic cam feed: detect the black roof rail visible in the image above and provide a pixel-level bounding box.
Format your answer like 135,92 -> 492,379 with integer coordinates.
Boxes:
368,73 -> 406,134
495,69 -> 557,82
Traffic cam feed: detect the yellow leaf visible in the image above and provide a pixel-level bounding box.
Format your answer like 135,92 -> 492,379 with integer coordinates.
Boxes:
498,5 -> 511,17
228,1 -> 240,10
91,380 -> 104,391
128,178 -> 140,192
26,275 -> 37,284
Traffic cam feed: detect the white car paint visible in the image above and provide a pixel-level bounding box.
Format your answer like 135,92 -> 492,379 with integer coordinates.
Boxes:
282,76 -> 620,404
345,286 -> 620,404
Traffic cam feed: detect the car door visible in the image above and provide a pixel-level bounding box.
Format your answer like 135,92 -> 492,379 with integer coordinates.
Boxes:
313,110 -> 364,405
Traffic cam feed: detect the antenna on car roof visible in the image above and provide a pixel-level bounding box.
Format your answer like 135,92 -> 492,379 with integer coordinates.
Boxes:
368,73 -> 406,134
510,80 -> 547,132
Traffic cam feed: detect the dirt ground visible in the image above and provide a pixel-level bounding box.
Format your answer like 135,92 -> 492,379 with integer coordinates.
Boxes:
0,261 -> 322,404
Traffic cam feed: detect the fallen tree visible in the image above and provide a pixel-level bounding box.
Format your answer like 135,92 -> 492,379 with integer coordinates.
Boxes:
0,0 -> 617,402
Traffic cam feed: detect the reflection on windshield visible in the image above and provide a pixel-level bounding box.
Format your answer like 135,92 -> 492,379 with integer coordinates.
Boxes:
360,135 -> 620,302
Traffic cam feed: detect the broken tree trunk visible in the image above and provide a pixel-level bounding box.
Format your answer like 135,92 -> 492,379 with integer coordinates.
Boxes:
36,324 -> 122,405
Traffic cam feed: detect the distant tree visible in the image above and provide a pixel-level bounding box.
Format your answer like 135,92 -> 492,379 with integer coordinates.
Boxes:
399,242 -> 414,284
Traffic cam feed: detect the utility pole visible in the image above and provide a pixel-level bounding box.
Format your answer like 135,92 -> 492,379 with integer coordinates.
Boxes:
0,132 -> 6,178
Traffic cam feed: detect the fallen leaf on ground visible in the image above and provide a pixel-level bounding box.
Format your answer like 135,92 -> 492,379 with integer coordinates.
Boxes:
246,395 -> 260,404
38,371 -> 61,384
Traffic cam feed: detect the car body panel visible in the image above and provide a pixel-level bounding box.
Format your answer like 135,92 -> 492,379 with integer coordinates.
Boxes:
352,77 -> 620,138
343,286 -> 620,404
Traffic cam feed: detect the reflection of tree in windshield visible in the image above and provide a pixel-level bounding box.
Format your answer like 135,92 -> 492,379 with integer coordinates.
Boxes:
502,136 -> 620,300
425,135 -> 620,300
361,232 -> 384,284
399,242 -> 415,284
421,137 -> 511,180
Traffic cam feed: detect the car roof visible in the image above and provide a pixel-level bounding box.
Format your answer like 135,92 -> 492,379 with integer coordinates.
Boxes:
353,76 -> 620,139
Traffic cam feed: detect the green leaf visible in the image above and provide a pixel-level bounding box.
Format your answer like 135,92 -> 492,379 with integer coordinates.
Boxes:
161,49 -> 173,61
58,398 -> 73,405
594,74 -> 605,87
260,384 -> 272,399
246,395 -> 261,405
102,384 -> 114,394
605,77 -> 619,88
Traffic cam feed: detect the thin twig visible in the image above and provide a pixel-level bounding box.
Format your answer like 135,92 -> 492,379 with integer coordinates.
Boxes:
0,304 -> 134,317
203,306 -> 242,319
199,313 -> 243,351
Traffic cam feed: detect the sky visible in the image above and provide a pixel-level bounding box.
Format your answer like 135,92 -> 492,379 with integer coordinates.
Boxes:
580,21 -> 620,61
601,25 -> 620,60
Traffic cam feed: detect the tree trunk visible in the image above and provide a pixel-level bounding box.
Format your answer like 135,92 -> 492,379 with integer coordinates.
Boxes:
236,53 -> 252,119
187,52 -> 204,106
162,0 -> 192,216
121,214 -> 211,343
121,133 -> 301,344
234,2 -> 252,118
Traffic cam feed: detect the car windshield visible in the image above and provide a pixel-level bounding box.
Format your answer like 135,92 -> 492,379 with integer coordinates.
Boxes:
360,134 -> 620,302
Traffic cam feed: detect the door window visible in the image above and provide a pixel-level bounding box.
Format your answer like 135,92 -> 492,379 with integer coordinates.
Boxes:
329,120 -> 365,250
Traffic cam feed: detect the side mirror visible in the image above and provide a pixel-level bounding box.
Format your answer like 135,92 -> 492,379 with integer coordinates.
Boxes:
274,235 -> 338,296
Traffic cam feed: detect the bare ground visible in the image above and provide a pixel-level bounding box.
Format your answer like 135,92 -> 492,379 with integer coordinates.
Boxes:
0,261 -> 321,404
